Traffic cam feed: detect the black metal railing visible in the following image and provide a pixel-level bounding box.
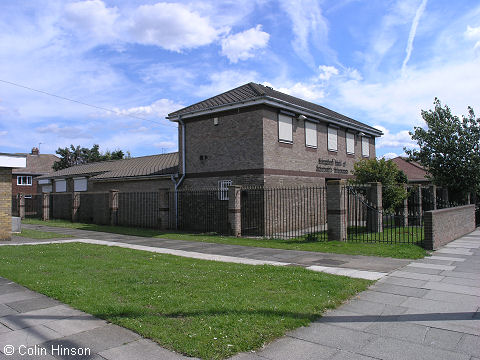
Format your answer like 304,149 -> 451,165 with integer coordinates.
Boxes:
241,186 -> 327,240
168,188 -> 229,234
346,185 -> 424,245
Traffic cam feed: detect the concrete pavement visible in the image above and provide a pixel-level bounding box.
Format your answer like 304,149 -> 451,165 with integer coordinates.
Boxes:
233,228 -> 480,360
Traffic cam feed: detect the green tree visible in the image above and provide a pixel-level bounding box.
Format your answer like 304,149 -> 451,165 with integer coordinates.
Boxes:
53,144 -> 129,171
404,99 -> 480,197
351,158 -> 408,212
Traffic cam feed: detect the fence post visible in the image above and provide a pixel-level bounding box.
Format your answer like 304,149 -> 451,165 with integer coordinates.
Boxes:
442,188 -> 449,207
19,194 -> 25,220
326,180 -> 347,241
228,185 -> 242,237
42,193 -> 50,221
402,184 -> 408,226
109,190 -> 119,226
72,192 -> 80,222
158,188 -> 169,229
429,185 -> 437,210
367,182 -> 383,232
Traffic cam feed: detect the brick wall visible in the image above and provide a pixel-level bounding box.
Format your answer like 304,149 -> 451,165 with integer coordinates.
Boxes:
424,205 -> 476,250
91,178 -> 174,192
11,175 -> 39,196
0,168 -> 12,239
262,105 -> 376,180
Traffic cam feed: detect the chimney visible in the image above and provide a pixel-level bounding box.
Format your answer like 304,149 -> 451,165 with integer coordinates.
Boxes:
31,147 -> 39,155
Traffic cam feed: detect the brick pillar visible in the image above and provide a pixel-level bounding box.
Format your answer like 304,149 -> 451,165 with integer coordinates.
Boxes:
228,185 -> 241,237
72,192 -> 80,222
19,194 -> 25,220
429,185 -> 437,210
42,193 -> 50,221
326,180 -> 347,241
109,190 -> 119,226
367,182 -> 383,233
0,168 -> 13,240
158,188 -> 169,229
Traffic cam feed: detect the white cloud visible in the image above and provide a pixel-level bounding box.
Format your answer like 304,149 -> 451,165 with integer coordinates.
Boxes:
153,141 -> 176,149
465,25 -> 480,49
318,65 -> 339,80
278,0 -> 333,68
195,70 -> 260,97
0,131 -> 7,136
381,152 -> 401,160
64,0 -> 119,42
333,59 -> 480,127
128,2 -> 223,51
401,0 -> 428,74
36,123 -> 93,139
374,126 -> 417,149
112,99 -> 183,119
221,25 -> 270,63
266,81 -> 325,102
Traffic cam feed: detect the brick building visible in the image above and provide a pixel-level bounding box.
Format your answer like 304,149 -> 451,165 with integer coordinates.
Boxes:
43,82 -> 381,193
167,82 -> 382,189
12,147 -> 58,197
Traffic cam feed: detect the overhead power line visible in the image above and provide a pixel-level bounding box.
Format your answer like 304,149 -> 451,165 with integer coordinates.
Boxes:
0,78 -> 177,128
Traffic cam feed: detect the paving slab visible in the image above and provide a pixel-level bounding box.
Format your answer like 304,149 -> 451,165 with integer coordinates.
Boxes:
253,336 -> 338,360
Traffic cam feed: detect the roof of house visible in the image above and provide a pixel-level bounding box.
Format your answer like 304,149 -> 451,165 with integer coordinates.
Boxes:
12,153 -> 58,175
38,152 -> 178,181
167,82 -> 382,136
391,156 -> 430,182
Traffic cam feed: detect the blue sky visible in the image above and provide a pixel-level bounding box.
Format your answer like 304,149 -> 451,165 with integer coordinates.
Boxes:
0,0 -> 479,158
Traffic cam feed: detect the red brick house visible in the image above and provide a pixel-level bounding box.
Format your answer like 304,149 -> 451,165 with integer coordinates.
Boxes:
390,156 -> 430,184
12,147 -> 58,197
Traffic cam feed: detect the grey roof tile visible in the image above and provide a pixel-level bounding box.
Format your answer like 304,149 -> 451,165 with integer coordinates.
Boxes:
168,82 -> 381,134
38,152 -> 178,181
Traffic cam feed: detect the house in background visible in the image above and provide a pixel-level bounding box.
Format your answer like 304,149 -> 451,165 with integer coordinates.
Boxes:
12,147 -> 58,198
167,82 -> 382,189
38,152 -> 178,193
390,156 -> 431,184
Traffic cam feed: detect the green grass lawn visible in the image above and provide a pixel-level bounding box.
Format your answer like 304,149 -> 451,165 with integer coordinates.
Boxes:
15,228 -> 72,239
23,218 -> 427,259
0,243 -> 371,359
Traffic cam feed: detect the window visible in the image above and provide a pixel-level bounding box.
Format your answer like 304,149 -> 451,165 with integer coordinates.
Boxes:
346,132 -> 355,154
362,136 -> 370,157
74,177 -> 87,192
278,114 -> 293,143
42,185 -> 52,193
17,176 -> 32,186
55,179 -> 67,192
327,126 -> 338,151
305,121 -> 317,148
218,180 -> 232,200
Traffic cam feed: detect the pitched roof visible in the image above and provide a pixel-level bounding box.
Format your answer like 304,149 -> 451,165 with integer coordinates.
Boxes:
168,82 -> 382,135
12,154 -> 58,175
38,152 -> 178,181
391,156 -> 430,182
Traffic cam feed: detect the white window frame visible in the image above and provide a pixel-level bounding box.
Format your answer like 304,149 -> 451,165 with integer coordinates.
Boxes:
55,179 -> 67,193
218,180 -> 232,201
278,113 -> 293,143
73,177 -> 88,192
17,175 -> 32,186
327,126 -> 338,152
362,136 -> 370,157
305,121 -> 317,148
346,132 -> 355,155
